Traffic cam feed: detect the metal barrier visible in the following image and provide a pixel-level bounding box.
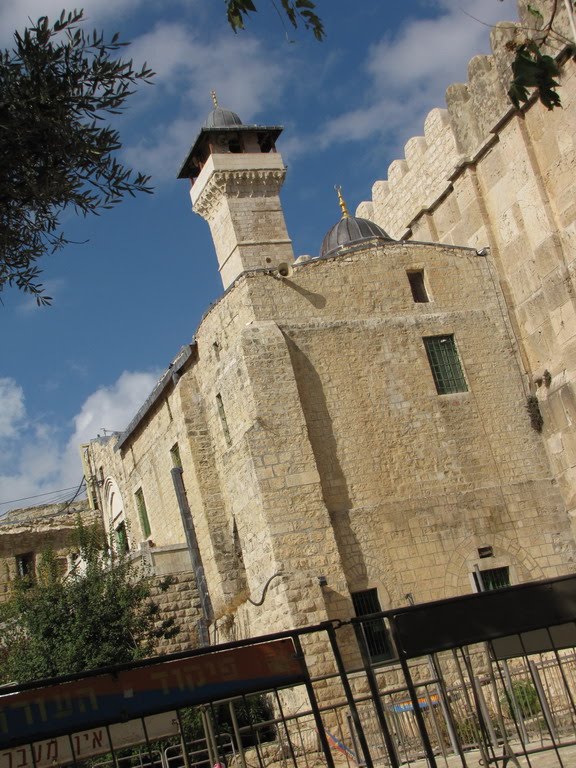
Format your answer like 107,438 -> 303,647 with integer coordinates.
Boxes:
3,574 -> 576,768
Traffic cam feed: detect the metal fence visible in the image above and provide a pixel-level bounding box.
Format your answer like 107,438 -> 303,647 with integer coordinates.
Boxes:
4,574 -> 576,768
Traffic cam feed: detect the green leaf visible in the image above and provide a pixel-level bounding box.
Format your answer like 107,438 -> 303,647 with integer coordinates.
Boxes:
508,43 -> 562,110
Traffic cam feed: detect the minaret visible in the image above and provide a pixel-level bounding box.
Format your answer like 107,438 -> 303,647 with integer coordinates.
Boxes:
178,94 -> 294,290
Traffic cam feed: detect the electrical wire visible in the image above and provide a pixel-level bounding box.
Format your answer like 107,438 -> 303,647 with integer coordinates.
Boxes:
0,484 -> 83,507
57,477 -> 87,514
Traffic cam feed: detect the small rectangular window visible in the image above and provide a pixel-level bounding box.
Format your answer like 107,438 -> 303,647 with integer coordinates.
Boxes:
478,546 -> 493,559
423,335 -> 468,394
407,270 -> 429,302
15,553 -> 35,579
474,567 -> 510,591
352,589 -> 395,663
170,443 -> 182,468
216,393 -> 232,447
135,488 -> 151,538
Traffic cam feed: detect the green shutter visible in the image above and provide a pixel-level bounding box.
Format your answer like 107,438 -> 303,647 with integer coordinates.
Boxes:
135,489 -> 151,538
424,335 -> 468,394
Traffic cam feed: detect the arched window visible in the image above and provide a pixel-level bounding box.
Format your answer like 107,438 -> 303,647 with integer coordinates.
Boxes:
104,477 -> 129,552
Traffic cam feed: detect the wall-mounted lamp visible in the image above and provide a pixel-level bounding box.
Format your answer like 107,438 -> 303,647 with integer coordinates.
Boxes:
318,575 -> 328,587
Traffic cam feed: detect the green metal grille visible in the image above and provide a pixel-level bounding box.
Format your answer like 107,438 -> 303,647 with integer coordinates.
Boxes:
352,589 -> 395,663
475,566 -> 510,591
135,488 -> 151,538
115,521 -> 129,553
423,335 -> 468,394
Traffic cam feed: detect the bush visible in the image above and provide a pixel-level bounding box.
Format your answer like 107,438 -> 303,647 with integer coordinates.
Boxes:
502,679 -> 541,719
181,694 -> 276,748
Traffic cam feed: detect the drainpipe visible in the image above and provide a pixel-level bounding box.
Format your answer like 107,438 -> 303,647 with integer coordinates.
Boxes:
171,467 -> 213,646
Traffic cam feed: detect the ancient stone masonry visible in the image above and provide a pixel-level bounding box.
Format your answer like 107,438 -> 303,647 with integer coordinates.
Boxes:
0,498 -> 200,656
84,0 -> 576,666
0,500 -> 98,601
86,239 -> 576,656
357,0 -> 576,535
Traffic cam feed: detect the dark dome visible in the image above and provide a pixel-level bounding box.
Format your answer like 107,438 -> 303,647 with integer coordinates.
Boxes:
320,215 -> 393,257
203,107 -> 243,129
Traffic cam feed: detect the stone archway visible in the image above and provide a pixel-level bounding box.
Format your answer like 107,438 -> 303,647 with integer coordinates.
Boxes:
444,533 -> 545,595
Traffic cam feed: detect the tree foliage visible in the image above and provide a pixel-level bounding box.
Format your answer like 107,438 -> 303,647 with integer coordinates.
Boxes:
226,0 -> 324,40
505,1 -> 576,110
0,520 -> 177,684
0,10 -> 154,305
180,695 -> 275,746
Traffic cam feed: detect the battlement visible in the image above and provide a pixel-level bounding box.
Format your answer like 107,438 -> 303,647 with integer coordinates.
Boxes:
358,0 -> 573,238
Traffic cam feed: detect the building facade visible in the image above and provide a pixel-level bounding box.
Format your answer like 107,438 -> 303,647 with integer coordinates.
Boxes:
0,500 -> 97,601
83,0 -> 576,656
357,0 -> 576,531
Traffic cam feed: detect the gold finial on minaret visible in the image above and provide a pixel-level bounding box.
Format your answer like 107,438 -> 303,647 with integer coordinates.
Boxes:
335,185 -> 350,218
210,90 -> 218,107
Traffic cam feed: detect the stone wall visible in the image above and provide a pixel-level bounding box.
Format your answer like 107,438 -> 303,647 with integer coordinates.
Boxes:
357,1 -> 576,532
87,236 -> 576,654
0,500 -> 97,601
150,571 -> 201,654
83,0 -> 576,657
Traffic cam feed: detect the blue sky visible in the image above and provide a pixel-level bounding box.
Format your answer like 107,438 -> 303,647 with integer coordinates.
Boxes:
0,0 -> 518,512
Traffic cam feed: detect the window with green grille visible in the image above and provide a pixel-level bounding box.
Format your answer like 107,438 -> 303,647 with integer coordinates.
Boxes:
423,334 -> 468,394
115,521 -> 129,553
135,488 -> 151,538
351,589 -> 395,663
474,566 -> 510,591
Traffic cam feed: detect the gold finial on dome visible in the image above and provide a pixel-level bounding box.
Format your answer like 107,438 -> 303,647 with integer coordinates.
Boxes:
335,185 -> 350,218
210,90 -> 218,107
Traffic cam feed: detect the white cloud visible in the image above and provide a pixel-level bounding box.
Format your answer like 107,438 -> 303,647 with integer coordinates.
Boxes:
70,371 -> 158,446
0,378 -> 26,438
304,0 -> 518,152
123,25 -> 286,180
0,0 -> 148,45
124,117 -> 198,181
366,0 -> 517,91
0,370 -> 158,514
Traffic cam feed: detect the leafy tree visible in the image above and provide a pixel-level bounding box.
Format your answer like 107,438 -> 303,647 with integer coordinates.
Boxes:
0,10 -> 154,305
0,520 -> 177,684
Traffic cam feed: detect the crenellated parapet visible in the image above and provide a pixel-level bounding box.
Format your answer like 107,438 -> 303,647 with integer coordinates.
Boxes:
357,108 -> 462,238
358,0 -> 573,238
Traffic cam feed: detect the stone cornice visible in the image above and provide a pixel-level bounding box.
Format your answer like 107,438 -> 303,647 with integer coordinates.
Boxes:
193,168 -> 286,219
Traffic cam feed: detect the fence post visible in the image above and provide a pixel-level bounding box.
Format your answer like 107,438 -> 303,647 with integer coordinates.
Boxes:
292,634 -> 337,768
528,660 -> 558,742
501,660 -> 529,744
387,617 -> 438,768
228,701 -> 247,768
428,653 -> 459,755
324,622 -> 376,768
